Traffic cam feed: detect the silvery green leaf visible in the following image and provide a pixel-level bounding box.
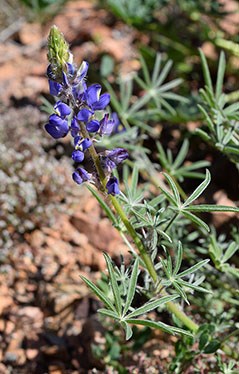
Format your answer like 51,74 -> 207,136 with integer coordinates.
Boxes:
157,229 -> 172,243
195,128 -> 211,142
224,145 -> 239,155
222,242 -> 238,263
179,279 -> 211,293
199,49 -> 213,93
81,275 -> 115,312
103,253 -> 122,316
188,204 -> 239,213
173,281 -> 189,304
177,259 -> 210,278
163,173 -> 181,206
183,170 -> 211,207
173,242 -> 183,276
121,321 -> 133,340
98,308 -> 119,319
131,167 -> 139,193
152,53 -> 162,84
126,294 -> 179,319
156,59 -> 173,87
215,52 -> 225,100
123,258 -> 139,316
126,318 -> 175,335
172,139 -> 189,169
224,102 -> 239,115
182,210 -> 210,232
159,182 -> 178,206
126,319 -> 193,336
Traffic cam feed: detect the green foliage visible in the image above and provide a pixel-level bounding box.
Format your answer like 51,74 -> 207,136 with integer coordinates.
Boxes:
19,0 -> 64,12
104,52 -> 186,133
82,254 -> 191,340
197,50 -> 239,166
103,0 -> 163,26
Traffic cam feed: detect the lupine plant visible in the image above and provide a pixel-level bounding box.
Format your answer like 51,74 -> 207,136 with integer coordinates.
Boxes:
44,26 -> 239,371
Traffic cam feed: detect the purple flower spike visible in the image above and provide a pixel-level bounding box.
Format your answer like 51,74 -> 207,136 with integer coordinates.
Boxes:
80,138 -> 92,151
106,177 -> 120,195
54,101 -> 71,117
72,167 -> 91,185
72,150 -> 84,163
86,120 -> 100,133
99,114 -> 114,136
86,84 -> 110,110
45,114 -> 69,139
77,108 -> 93,122
49,80 -> 62,96
107,148 -> 129,165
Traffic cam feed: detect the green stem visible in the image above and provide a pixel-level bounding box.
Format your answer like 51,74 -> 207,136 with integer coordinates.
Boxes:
165,299 -> 198,332
164,213 -> 179,233
110,195 -> 158,283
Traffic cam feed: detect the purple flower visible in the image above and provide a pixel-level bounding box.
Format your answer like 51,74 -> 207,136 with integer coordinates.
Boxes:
77,108 -> 93,122
79,138 -> 92,151
99,114 -> 115,136
86,120 -> 100,132
49,80 -> 63,96
45,114 -> 69,139
106,148 -> 129,165
86,84 -> 110,111
54,101 -> 71,117
67,62 -> 75,76
72,80 -> 87,101
106,177 -> 120,195
74,135 -> 82,147
72,150 -> 84,163
71,117 -> 80,137
72,167 -> 91,185
111,112 -> 125,133
101,157 -> 116,174
76,61 -> 89,80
